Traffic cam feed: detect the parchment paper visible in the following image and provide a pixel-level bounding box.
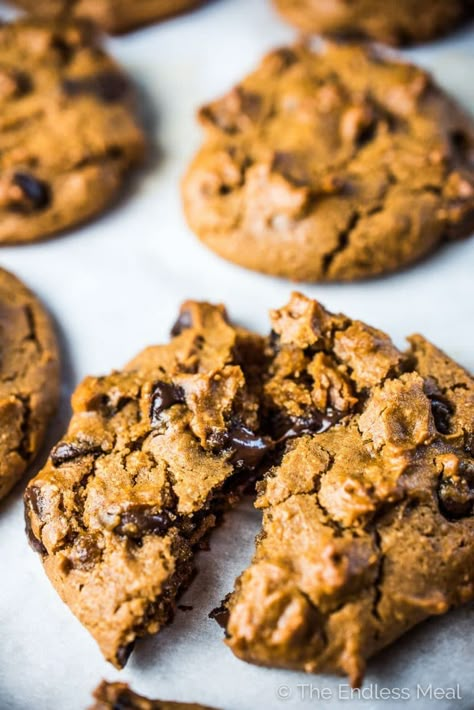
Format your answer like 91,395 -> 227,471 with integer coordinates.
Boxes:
0,1 -> 473,708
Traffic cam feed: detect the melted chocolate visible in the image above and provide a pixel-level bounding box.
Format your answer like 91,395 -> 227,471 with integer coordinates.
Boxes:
276,408 -> 343,443
115,505 -> 174,539
12,172 -> 50,211
150,382 -> 185,425
226,426 -> 272,470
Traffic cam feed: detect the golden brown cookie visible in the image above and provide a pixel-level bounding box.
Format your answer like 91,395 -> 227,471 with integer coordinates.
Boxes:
10,0 -> 210,35
90,681 -> 220,710
0,268 -> 59,500
272,0 -> 474,46
25,301 -> 267,667
182,42 -> 474,282
220,293 -> 474,686
0,18 -> 145,244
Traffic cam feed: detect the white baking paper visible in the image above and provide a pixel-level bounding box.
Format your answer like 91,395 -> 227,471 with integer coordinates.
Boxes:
0,1 -> 473,708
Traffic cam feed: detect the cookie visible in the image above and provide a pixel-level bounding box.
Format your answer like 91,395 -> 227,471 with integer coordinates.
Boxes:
24,301 -> 267,667
272,0 -> 474,46
0,268 -> 59,500
221,293 -> 474,685
182,42 -> 474,282
11,1 -> 210,35
90,681 -> 219,710
0,18 -> 145,244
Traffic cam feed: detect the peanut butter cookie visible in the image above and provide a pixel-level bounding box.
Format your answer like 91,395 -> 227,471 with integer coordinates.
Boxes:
0,267 -> 59,500
25,301 -> 266,667
0,18 -> 145,244
183,43 -> 474,281
273,0 -> 474,46
221,293 -> 474,685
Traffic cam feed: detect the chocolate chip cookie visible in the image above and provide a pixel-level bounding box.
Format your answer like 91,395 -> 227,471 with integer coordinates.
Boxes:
25,301 -> 267,667
221,293 -> 474,685
0,268 -> 59,500
272,0 -> 474,46
0,18 -> 145,244
11,1 -> 210,35
182,42 -> 474,282
90,681 -> 219,709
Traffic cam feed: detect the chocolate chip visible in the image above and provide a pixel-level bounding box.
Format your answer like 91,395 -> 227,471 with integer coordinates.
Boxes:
450,129 -> 471,161
85,390 -> 133,417
116,641 -> 135,668
12,172 -> 50,211
356,121 -> 377,148
438,462 -> 474,519
150,382 -> 185,425
170,308 -> 193,337
438,479 -> 473,519
24,487 -> 47,555
428,394 -> 453,435
115,505 -> 174,539
51,441 -> 102,466
62,71 -> 129,103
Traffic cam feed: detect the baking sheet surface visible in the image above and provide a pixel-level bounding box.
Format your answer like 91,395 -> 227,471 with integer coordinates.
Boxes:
0,1 -> 473,708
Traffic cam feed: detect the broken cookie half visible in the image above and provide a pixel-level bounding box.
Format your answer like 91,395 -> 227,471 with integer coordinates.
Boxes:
24,301 -> 267,667
222,293 -> 474,686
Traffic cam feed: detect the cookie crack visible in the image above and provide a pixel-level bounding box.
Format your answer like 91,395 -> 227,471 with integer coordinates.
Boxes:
322,211 -> 361,276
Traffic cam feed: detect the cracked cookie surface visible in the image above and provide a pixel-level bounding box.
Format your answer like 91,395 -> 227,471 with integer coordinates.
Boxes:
0,18 -> 145,244
223,293 -> 474,685
182,42 -> 474,282
10,0 -> 210,35
272,0 -> 474,46
90,681 -> 220,710
24,301 -> 266,667
0,268 -> 59,500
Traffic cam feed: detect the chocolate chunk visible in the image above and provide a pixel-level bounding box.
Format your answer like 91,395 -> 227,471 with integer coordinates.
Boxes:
178,604 -> 193,612
115,505 -> 174,539
209,599 -> 230,629
51,440 -> 102,466
150,381 -> 185,424
12,172 -> 50,211
62,71 -> 129,103
227,425 -> 272,470
170,308 -> 193,337
116,641 -> 135,668
428,394 -> 453,434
